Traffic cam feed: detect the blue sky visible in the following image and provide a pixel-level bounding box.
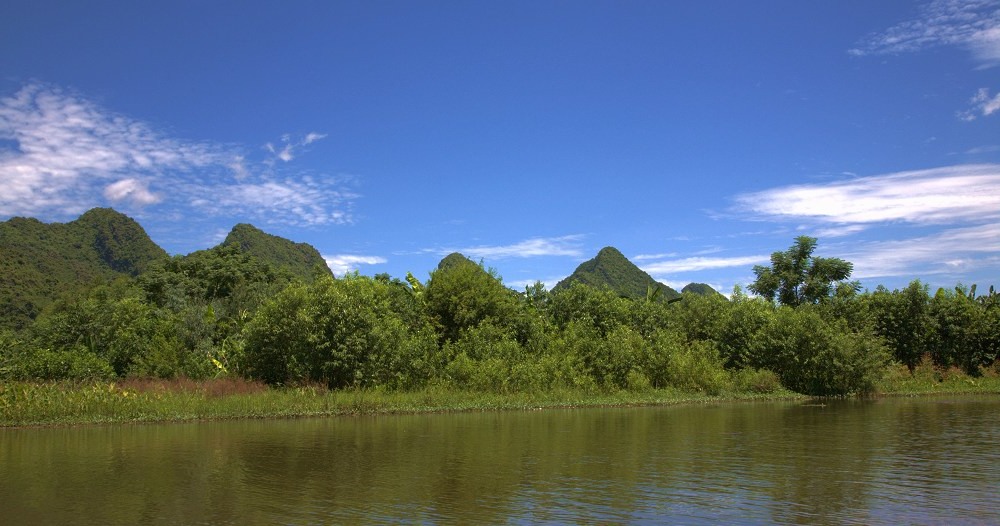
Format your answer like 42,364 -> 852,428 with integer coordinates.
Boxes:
2,0 -> 999,294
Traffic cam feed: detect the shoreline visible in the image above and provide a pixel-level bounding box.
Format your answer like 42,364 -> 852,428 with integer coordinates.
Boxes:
4,377 -> 999,429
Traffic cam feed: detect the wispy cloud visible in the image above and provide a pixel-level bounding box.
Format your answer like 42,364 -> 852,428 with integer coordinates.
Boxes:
633,252 -> 678,261
323,254 -> 388,276
964,144 -> 1000,154
958,88 -> 1000,120
843,223 -> 1000,279
103,178 -> 162,206
850,0 -> 1000,67
0,83 -> 228,217
190,178 -> 356,227
640,255 -> 770,274
730,164 -> 1000,284
265,132 -> 327,163
734,164 -> 1000,226
0,83 -> 354,227
811,225 -> 869,238
432,235 -> 585,259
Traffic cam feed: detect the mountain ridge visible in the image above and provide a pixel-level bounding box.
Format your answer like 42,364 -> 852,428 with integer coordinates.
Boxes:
553,246 -> 682,301
221,223 -> 330,281
0,208 -> 168,329
0,208 -> 333,329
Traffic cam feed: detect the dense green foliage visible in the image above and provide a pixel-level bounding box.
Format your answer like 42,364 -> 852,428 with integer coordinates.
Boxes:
553,246 -> 681,301
750,236 -> 855,306
0,208 -> 167,330
2,216 -> 999,399
681,282 -> 721,296
241,275 -> 435,389
222,223 -> 331,281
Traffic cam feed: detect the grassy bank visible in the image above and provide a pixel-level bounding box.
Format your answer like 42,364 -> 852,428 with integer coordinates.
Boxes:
4,366 -> 1000,428
1,377 -> 803,428
876,359 -> 1000,396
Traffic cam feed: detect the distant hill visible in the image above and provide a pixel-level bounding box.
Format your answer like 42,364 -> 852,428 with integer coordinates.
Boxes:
0,208 -> 167,329
553,246 -> 681,301
682,282 -> 722,297
221,223 -> 330,281
436,252 -> 479,271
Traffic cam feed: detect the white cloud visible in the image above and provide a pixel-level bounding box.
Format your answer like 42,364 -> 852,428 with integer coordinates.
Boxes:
304,132 -> 326,145
266,132 -> 326,163
103,178 -> 161,206
734,164 -> 1000,226
633,252 -> 678,261
850,0 -> 1000,67
811,225 -> 868,238
640,255 -> 770,274
727,164 -> 1000,287
323,254 -> 387,276
969,24 -> 1000,65
842,223 -> 1000,279
0,83 -> 227,217
197,178 -> 357,227
964,144 -> 1000,154
0,83 -> 355,227
958,88 -> 1000,120
439,235 -> 585,259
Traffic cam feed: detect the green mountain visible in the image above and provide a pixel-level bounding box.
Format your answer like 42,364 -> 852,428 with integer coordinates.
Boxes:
0,208 -> 167,329
682,282 -> 722,297
221,223 -> 330,281
436,252 -> 479,271
553,246 -> 681,301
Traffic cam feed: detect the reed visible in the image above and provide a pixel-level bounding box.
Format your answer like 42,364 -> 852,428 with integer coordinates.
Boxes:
876,357 -> 1000,395
0,379 -> 802,428
6,362 -> 998,428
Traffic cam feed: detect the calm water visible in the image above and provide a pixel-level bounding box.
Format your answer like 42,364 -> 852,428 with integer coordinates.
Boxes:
2,396 -> 999,525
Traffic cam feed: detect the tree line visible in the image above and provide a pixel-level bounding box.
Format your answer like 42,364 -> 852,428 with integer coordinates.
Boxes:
1,236 -> 998,396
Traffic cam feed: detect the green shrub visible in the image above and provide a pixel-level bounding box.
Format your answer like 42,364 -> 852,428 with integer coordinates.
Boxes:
9,346 -> 115,380
714,293 -> 774,369
241,275 -> 436,389
729,367 -> 781,394
763,307 -> 889,396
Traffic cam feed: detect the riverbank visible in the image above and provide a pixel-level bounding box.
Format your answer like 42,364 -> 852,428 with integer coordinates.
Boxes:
0,378 -> 798,428
4,366 -> 1000,428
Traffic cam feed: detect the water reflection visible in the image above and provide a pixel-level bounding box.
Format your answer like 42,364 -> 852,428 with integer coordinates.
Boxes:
2,397 -> 999,524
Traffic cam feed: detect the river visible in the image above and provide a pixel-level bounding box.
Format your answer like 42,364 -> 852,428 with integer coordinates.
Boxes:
2,396 -> 999,524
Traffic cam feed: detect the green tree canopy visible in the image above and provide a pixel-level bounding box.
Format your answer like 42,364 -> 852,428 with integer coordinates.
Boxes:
749,236 -> 854,307
423,254 -> 520,344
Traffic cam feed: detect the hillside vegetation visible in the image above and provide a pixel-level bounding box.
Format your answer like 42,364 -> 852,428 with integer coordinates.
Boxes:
554,246 -> 681,301
0,208 -> 167,330
682,283 -> 721,296
2,211 -> 999,402
222,223 -> 330,282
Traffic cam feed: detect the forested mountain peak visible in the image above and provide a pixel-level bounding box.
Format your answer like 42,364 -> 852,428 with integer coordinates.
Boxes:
682,282 -> 722,297
77,208 -> 168,275
0,208 -> 167,329
221,223 -> 330,281
437,252 -> 478,270
553,246 -> 681,301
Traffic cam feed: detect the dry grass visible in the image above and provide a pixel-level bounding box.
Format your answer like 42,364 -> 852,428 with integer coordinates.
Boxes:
116,377 -> 267,398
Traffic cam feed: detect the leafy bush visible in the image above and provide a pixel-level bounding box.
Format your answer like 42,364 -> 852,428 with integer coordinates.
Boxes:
729,367 -> 782,394
548,283 -> 631,337
929,286 -> 996,374
241,275 -> 436,389
713,290 -> 774,369
866,281 -> 933,370
7,346 -> 115,381
423,256 -> 520,344
645,331 -> 728,394
762,307 -> 889,396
